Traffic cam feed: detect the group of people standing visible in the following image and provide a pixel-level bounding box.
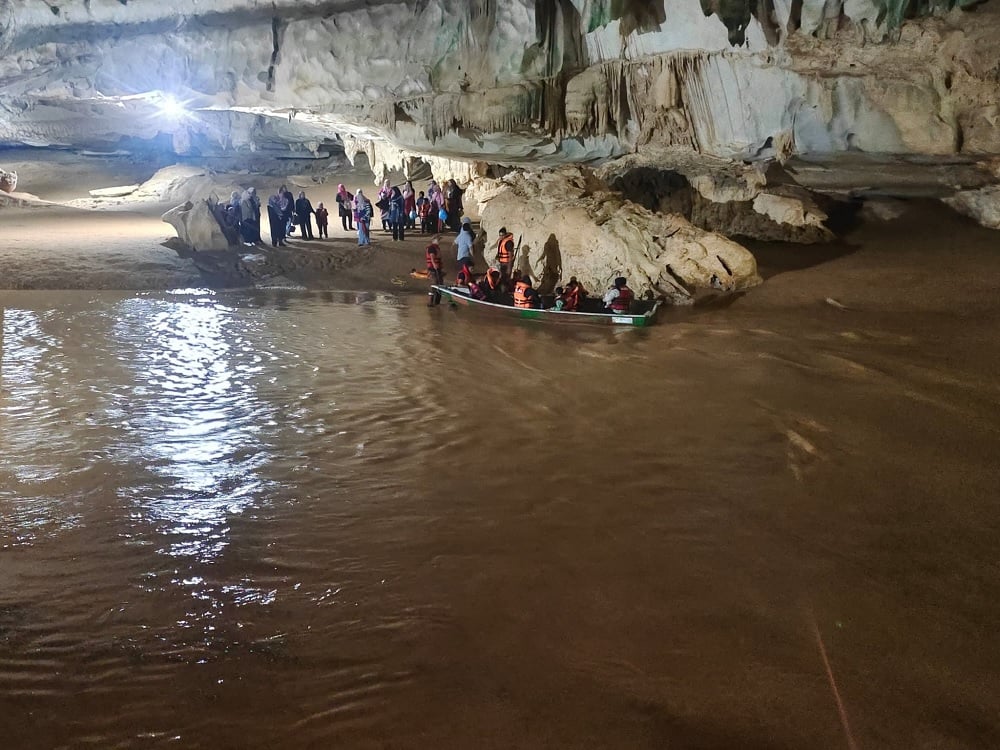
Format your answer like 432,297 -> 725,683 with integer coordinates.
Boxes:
227,186 -> 330,248
224,175 -> 468,254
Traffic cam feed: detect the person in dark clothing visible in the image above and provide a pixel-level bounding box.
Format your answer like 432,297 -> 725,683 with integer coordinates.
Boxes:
280,187 -> 295,237
388,186 -> 406,241
445,179 -> 463,233
267,192 -> 288,246
425,235 -> 444,306
315,203 -> 329,239
295,191 -> 315,240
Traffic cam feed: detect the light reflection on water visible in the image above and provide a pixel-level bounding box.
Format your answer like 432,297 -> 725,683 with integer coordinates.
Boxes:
110,295 -> 272,562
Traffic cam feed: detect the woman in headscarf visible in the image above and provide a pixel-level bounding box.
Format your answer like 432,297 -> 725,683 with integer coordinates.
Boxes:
354,188 -> 373,246
402,180 -> 416,230
266,191 -> 287,246
445,179 -> 463,233
335,184 -> 354,231
377,178 -> 392,232
279,186 -> 295,237
426,180 -> 445,233
388,185 -> 406,241
295,191 -> 315,240
240,187 -> 261,245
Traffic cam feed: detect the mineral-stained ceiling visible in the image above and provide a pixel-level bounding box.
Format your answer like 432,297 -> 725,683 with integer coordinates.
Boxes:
1,0 -> 998,188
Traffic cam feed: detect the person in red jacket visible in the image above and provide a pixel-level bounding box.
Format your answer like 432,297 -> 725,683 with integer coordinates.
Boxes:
425,236 -> 445,306
603,277 -> 634,313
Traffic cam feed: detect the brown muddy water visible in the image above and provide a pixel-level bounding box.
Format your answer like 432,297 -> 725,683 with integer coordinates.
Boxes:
2,207 -> 1000,749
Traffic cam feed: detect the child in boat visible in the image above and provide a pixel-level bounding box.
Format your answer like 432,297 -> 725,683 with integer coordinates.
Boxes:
551,286 -> 566,311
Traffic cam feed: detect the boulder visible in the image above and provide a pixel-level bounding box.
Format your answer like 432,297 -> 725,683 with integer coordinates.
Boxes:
0,168 -> 17,193
162,197 -> 232,251
943,185 -> 1000,229
475,167 -> 761,305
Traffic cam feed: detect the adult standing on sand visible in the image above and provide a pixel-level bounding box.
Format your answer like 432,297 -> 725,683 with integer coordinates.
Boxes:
445,179 -> 463,233
240,187 -> 261,245
295,191 -> 315,240
315,203 -> 329,239
402,180 -> 416,229
388,186 -> 406,241
354,189 -> 373,246
280,186 -> 295,237
266,191 -> 288,247
335,184 -> 354,231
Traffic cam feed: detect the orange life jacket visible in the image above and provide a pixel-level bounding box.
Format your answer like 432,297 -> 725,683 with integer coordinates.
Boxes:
496,234 -> 514,264
513,280 -> 533,308
425,244 -> 442,271
610,286 -> 634,312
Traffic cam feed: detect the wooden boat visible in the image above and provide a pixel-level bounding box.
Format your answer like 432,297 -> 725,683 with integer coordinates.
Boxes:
431,285 -> 661,327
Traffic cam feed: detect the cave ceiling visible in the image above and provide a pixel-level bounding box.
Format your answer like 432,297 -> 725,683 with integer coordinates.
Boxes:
1,0 -> 998,192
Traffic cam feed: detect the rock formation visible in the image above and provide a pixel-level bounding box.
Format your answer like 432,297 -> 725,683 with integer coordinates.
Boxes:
0,168 -> 16,193
475,167 -> 760,304
162,198 -> 233,252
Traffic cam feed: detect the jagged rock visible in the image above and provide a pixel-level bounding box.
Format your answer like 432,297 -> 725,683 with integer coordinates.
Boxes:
475,167 -> 761,305
0,168 -> 16,193
689,188 -> 833,243
943,186 -> 1000,229
162,198 -> 231,251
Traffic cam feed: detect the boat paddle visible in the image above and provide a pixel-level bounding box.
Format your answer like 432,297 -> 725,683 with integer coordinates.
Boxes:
509,234 -> 522,274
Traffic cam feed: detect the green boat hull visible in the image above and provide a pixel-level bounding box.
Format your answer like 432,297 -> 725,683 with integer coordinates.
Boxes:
432,286 -> 660,327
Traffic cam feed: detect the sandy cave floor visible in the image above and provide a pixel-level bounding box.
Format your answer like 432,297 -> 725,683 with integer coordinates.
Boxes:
0,152 -> 473,294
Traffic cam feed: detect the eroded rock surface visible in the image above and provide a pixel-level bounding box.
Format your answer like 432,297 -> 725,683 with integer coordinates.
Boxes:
162,199 -> 231,252
475,167 -> 761,304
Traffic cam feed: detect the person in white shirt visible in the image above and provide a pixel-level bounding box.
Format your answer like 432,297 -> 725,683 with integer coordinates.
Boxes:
453,221 -> 476,281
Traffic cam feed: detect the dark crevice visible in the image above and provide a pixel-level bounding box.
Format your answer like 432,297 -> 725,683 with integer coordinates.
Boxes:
716,255 -> 733,276
266,16 -> 281,93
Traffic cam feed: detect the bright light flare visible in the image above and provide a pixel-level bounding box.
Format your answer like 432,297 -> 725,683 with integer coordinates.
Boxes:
158,94 -> 189,121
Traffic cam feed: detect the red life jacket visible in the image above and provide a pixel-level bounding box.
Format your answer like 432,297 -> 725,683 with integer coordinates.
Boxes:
513,280 -> 533,308
564,286 -> 581,311
610,286 -> 634,312
425,244 -> 442,271
496,234 -> 514,264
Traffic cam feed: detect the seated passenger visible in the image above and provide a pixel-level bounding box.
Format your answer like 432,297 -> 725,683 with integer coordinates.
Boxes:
513,275 -> 542,309
482,267 -> 502,302
603,276 -> 634,313
458,271 -> 488,301
563,280 -> 583,311
551,286 -> 567,311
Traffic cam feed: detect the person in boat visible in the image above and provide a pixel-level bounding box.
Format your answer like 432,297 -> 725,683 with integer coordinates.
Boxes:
551,286 -> 567,311
457,271 -> 488,301
513,274 -> 542,309
495,227 -> 515,281
482,267 -> 502,302
603,276 -> 635,314
563,279 -> 583,312
425,235 -> 445,306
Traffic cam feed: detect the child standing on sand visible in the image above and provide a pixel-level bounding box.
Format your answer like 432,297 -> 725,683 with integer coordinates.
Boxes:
315,203 -> 329,238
